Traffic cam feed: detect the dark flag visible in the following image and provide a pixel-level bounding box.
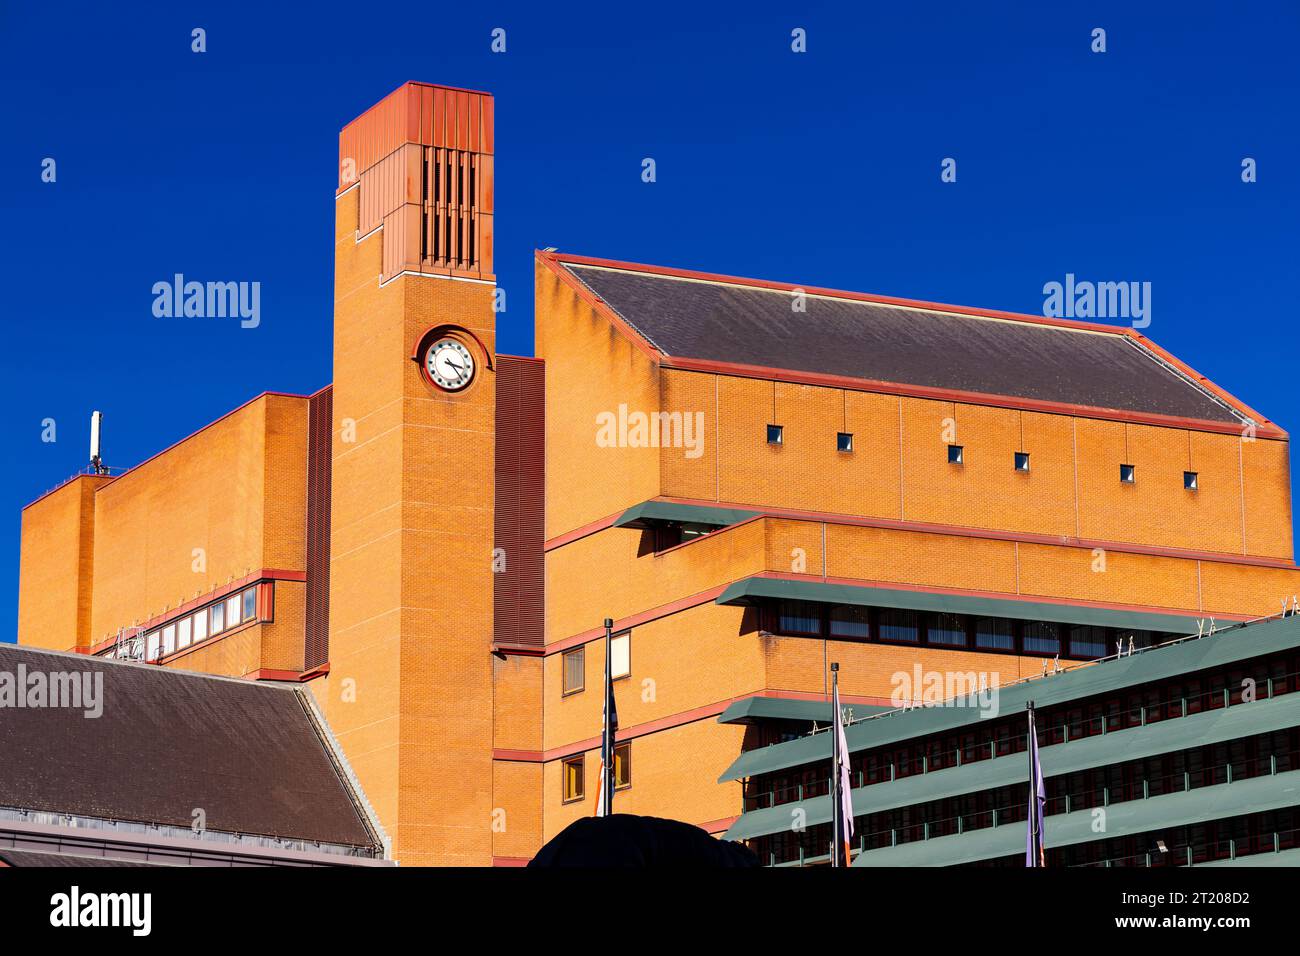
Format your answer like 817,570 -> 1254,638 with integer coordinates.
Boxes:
595,618 -> 619,816
1026,701 -> 1046,867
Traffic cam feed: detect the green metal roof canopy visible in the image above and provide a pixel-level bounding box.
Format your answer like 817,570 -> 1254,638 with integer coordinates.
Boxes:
613,500 -> 758,530
717,695 -> 889,726
718,612 -> 1300,785
716,577 -> 1204,634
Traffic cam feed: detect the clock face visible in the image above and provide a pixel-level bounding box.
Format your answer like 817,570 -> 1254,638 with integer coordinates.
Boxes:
425,338 -> 475,391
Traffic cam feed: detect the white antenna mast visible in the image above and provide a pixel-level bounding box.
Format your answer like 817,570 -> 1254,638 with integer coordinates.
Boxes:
89,410 -> 106,475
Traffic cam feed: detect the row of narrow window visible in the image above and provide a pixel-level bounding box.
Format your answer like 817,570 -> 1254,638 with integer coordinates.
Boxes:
109,586 -> 260,662
764,425 -> 1200,489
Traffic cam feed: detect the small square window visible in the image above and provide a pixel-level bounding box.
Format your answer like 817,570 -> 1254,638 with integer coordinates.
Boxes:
837,432 -> 853,453
947,444 -> 964,465
1120,464 -> 1135,484
1184,471 -> 1198,491
562,646 -> 585,695
562,755 -> 585,802
1014,452 -> 1030,472
767,424 -> 783,445
610,632 -> 631,680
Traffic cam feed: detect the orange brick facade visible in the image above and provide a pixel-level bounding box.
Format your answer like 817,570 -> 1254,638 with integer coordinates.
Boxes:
15,81 -> 1300,865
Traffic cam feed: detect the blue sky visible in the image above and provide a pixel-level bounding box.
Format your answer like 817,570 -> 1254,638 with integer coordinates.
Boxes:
2,2 -> 1298,640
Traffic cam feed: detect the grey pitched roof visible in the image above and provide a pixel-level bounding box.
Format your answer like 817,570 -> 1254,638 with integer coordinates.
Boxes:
562,262 -> 1244,425
0,644 -> 377,850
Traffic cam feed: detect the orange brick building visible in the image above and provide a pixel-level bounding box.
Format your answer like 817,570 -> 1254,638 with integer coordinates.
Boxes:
17,81 -> 1300,866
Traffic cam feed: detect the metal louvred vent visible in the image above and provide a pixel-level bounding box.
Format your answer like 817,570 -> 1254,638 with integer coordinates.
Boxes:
304,386 -> 333,670
494,357 -> 545,649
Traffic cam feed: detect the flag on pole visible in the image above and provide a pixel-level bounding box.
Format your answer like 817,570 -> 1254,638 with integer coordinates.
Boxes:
1026,701 -> 1046,867
830,665 -> 855,867
595,618 -> 619,817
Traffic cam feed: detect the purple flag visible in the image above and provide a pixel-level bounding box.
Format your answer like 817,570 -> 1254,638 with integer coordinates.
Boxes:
1026,703 -> 1046,867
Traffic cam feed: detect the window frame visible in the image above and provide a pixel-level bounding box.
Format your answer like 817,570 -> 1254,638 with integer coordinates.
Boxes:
836,432 -> 854,453
1120,463 -> 1135,484
1014,451 -> 1031,472
948,444 -> 964,465
1184,471 -> 1198,491
610,631 -> 631,681
877,608 -> 921,645
614,741 -> 632,790
562,646 -> 586,696
561,754 -> 585,803
767,424 -> 784,445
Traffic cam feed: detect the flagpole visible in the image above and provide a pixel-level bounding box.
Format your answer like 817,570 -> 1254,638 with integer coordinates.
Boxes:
830,662 -> 840,868
602,617 -> 614,818
1026,700 -> 1044,867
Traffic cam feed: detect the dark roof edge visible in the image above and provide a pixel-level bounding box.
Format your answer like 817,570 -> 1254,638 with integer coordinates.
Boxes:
295,688 -> 391,859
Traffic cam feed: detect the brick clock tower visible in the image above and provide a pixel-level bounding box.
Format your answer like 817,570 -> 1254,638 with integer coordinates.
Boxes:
320,82 -> 497,866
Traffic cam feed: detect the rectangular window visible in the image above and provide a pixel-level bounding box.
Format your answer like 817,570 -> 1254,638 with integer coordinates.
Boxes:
614,742 -> 631,789
1120,463 -> 1135,483
562,646 -> 585,695
210,600 -> 225,634
162,624 -> 176,656
242,587 -> 257,621
177,616 -> 192,649
829,605 -> 870,639
1068,625 -> 1109,659
1022,621 -> 1061,655
226,595 -> 242,628
610,632 -> 631,680
146,631 -> 160,661
974,616 -> 1015,651
948,444 -> 964,464
878,608 -> 919,643
193,608 -> 208,642
562,755 -> 585,802
837,432 -> 853,453
776,600 -> 822,637
767,424 -> 784,445
925,613 -> 967,647
1015,451 -> 1030,472
1184,471 -> 1198,491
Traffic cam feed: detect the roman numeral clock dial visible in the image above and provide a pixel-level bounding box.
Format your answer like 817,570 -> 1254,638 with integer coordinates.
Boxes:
424,338 -> 475,391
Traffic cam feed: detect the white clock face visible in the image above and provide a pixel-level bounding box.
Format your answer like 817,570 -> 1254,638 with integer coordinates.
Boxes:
425,338 -> 475,391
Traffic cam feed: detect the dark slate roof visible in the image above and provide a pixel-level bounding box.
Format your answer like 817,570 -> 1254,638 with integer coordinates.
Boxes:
561,262 -> 1244,425
0,644 -> 376,850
